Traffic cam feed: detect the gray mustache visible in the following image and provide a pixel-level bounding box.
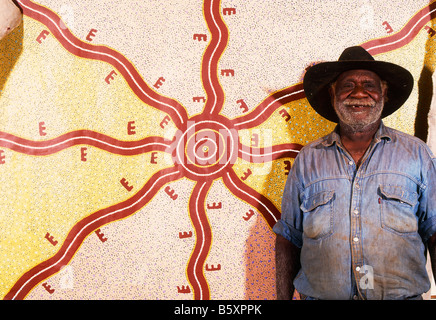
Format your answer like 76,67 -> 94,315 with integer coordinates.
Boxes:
343,99 -> 376,107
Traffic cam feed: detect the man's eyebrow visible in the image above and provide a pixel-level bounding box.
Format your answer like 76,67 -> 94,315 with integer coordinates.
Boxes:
341,78 -> 378,84
362,79 -> 377,84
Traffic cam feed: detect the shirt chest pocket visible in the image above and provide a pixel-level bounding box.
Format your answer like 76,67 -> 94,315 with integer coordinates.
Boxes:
301,190 -> 335,240
379,185 -> 418,235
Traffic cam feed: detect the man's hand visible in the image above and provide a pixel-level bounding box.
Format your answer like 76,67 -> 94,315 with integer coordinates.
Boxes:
0,0 -> 22,40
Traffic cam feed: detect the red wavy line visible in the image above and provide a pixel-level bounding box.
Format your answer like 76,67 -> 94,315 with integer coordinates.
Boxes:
238,142 -> 303,163
231,83 -> 305,130
7,0 -> 436,301
0,130 -> 173,156
222,169 -> 280,228
4,167 -> 182,300
186,180 -> 213,300
231,2 -> 436,129
362,1 -> 436,55
16,0 -> 188,129
202,0 -> 228,115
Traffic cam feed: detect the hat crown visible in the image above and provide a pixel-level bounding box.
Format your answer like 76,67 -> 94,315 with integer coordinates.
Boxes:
338,46 -> 375,61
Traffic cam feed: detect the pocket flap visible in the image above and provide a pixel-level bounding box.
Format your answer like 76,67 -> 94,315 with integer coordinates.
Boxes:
301,190 -> 335,212
379,185 -> 418,206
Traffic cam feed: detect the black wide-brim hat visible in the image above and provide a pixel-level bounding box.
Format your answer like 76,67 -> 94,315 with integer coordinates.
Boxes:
303,46 -> 414,123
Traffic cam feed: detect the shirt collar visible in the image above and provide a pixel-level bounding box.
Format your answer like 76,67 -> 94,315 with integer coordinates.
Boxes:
321,121 -> 392,148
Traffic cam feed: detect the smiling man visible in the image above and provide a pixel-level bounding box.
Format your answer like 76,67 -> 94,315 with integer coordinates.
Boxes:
273,46 -> 436,300
331,70 -> 386,133
0,0 -> 22,40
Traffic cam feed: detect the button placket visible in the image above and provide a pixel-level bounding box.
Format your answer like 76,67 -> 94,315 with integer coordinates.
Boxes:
350,171 -> 365,298
340,140 -> 376,299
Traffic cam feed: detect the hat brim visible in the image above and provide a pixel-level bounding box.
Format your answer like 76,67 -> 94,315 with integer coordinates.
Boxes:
303,60 -> 414,123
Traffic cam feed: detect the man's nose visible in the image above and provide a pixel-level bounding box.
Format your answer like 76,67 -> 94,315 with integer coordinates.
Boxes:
349,85 -> 368,98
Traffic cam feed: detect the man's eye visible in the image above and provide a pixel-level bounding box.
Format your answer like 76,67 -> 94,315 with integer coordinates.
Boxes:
340,83 -> 354,89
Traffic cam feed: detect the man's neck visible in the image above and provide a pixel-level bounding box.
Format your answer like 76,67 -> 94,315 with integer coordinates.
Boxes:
338,120 -> 381,166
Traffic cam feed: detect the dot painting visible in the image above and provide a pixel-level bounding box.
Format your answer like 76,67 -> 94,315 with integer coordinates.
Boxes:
0,0 -> 435,300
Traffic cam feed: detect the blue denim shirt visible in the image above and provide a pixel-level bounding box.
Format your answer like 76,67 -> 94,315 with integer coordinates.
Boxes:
273,122 -> 436,299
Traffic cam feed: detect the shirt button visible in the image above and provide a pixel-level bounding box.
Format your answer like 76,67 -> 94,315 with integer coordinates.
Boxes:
349,160 -> 354,165
353,209 -> 359,215
353,295 -> 359,300
353,237 -> 359,242
355,266 -> 361,272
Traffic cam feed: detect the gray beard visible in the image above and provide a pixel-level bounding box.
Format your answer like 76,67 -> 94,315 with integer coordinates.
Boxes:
333,98 -> 384,134
339,119 -> 381,135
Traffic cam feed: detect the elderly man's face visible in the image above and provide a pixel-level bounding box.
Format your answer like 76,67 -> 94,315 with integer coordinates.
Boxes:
330,69 -> 387,132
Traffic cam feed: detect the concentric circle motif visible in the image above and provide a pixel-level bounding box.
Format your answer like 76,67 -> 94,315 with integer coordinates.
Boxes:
175,118 -> 238,180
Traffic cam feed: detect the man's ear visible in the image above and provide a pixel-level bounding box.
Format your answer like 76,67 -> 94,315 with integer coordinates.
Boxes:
0,0 -> 23,40
381,80 -> 389,103
12,0 -> 23,13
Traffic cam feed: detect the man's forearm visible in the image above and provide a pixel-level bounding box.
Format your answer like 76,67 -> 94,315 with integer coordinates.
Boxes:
428,233 -> 436,284
275,234 -> 301,300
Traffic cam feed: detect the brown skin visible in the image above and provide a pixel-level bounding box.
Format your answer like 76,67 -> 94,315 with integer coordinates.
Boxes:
429,233 -> 436,289
275,68 -> 436,299
0,0 -> 22,40
330,69 -> 387,166
275,234 -> 300,300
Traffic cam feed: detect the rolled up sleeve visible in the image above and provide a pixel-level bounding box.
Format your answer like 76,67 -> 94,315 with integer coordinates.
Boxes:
273,156 -> 304,248
418,157 -> 436,243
